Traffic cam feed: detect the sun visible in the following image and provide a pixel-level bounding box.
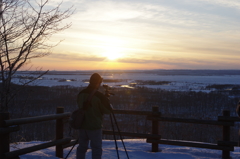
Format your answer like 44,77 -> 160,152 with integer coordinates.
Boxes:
103,47 -> 123,60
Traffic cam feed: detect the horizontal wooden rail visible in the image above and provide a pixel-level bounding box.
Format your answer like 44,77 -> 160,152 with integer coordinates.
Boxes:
147,139 -> 234,151
218,116 -> 240,122
4,113 -> 71,126
113,110 -> 161,116
0,125 -> 20,134
4,138 -> 71,159
147,116 -> 234,126
103,130 -> 161,139
217,141 -> 238,146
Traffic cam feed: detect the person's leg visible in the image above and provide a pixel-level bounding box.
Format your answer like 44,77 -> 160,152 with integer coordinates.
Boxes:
77,129 -> 89,159
88,129 -> 102,159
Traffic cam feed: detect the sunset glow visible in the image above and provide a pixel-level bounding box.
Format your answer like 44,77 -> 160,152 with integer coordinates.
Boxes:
28,0 -> 240,71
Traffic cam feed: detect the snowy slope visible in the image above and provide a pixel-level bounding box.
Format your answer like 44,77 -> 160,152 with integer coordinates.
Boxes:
11,139 -> 240,159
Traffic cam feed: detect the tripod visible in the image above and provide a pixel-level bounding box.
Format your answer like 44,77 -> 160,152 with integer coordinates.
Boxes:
64,138 -> 78,159
110,109 -> 130,159
103,84 -> 129,159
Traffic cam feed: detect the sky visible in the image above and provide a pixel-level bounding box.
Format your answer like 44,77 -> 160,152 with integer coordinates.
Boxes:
30,0 -> 240,71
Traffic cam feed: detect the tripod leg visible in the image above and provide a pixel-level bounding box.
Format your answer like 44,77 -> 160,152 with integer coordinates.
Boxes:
65,139 -> 79,159
111,111 -> 130,159
110,114 -> 120,159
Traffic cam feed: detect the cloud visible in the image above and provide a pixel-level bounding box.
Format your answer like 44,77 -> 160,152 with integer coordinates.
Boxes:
73,1 -> 143,21
69,0 -> 240,34
47,50 -> 240,70
186,47 -> 240,57
197,0 -> 240,9
116,53 -> 240,69
49,53 -> 107,62
46,0 -> 240,70
117,56 -> 202,65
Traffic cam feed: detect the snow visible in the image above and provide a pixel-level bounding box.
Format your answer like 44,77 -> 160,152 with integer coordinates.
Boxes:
11,71 -> 240,92
11,139 -> 240,159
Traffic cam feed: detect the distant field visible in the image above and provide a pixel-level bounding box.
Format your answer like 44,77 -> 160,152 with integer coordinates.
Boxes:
12,70 -> 240,92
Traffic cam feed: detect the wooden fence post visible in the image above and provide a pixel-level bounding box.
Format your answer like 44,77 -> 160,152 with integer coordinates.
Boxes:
0,112 -> 10,159
151,106 -> 159,152
56,107 -> 64,158
222,110 -> 230,159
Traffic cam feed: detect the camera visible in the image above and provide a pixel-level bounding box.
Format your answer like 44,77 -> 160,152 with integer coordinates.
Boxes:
102,84 -> 114,97
102,84 -> 109,90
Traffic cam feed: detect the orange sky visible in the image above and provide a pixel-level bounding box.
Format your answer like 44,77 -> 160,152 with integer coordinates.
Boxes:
25,0 -> 240,71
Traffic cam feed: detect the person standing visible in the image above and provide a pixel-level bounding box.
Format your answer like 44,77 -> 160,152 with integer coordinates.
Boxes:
76,73 -> 112,159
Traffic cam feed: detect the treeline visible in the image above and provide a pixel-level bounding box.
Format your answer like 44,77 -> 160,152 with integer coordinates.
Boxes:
7,84 -> 240,143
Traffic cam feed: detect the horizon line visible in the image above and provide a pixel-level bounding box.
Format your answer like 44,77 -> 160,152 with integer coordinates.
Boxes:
18,69 -> 240,72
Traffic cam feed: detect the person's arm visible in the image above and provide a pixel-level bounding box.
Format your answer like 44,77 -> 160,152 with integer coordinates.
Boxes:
236,100 -> 240,117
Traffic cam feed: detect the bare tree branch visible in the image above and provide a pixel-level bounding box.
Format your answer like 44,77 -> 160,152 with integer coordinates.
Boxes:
0,0 -> 73,112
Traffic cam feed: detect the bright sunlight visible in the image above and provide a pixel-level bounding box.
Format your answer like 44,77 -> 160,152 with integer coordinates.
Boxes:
103,47 -> 123,60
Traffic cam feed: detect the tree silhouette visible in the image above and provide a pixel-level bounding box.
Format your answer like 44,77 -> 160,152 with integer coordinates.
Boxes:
0,0 -> 73,112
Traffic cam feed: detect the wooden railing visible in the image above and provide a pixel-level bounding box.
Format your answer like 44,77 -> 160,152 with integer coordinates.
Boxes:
105,107 -> 239,159
65,106 -> 162,152
102,106 -> 161,152
0,106 -> 239,159
0,107 -> 71,159
146,109 -> 239,159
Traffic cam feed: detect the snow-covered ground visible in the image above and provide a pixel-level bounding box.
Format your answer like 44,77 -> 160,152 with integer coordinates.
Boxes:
11,139 -> 240,159
12,71 -> 240,92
